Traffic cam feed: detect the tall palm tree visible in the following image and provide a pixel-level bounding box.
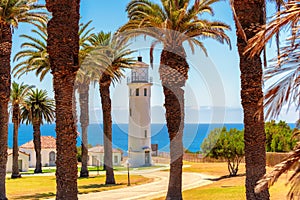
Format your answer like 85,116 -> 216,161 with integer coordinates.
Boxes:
232,0 -> 270,199
77,20 -> 94,178
21,89 -> 55,173
120,0 -> 230,198
76,70 -> 90,178
46,0 -> 80,199
86,31 -> 135,184
13,19 -> 94,178
10,82 -> 33,178
244,2 -> 300,198
0,0 -> 46,197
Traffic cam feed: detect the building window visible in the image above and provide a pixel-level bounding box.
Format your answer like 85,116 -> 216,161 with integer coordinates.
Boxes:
114,155 -> 118,164
144,88 -> 147,96
130,108 -> 132,116
28,154 -> 31,161
130,89 -> 132,96
136,88 -> 139,96
145,130 -> 147,138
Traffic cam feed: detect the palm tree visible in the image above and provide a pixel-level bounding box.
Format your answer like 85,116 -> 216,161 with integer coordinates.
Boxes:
245,1 -> 300,119
77,21 -> 94,178
21,89 -> 55,173
86,31 -> 135,184
0,0 -> 46,197
46,0 -> 80,199
120,0 -> 230,198
13,19 -> 94,178
13,21 -> 49,81
232,0 -> 270,199
244,2 -> 300,198
10,82 -> 33,178
76,70 -> 91,178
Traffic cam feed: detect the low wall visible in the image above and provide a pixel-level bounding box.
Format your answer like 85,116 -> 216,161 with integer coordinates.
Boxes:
154,152 -> 293,167
266,152 -> 292,167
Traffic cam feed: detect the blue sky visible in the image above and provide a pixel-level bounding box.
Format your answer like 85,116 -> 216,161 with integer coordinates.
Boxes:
11,0 -> 298,123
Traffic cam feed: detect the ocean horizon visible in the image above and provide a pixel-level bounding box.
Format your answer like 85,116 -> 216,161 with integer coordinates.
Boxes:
8,123 -> 296,153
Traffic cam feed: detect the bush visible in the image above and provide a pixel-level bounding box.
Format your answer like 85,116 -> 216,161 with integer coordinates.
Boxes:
201,127 -> 244,176
265,120 -> 297,152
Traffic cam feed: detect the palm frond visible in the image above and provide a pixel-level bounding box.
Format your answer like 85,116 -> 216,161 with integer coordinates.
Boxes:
246,1 -> 300,57
120,0 -> 230,61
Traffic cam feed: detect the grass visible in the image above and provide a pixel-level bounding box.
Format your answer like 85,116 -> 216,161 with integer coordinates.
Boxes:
19,165 -> 164,175
182,161 -> 246,176
6,174 -> 151,199
156,161 -> 291,200
20,168 -> 56,175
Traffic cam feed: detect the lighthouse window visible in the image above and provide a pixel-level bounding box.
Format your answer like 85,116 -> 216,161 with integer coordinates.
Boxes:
136,88 -> 139,96
144,88 -> 147,96
145,130 -> 147,138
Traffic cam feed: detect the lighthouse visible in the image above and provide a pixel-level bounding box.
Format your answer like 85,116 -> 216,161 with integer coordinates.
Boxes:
127,56 -> 152,167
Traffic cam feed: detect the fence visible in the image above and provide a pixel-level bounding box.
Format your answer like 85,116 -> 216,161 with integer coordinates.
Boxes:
154,152 -> 293,167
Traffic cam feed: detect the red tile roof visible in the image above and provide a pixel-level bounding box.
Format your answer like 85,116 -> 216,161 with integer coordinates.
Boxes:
7,149 -> 29,156
88,145 -> 123,153
20,136 -> 56,149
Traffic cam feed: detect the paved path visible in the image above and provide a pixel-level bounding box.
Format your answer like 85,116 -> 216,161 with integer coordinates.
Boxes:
79,170 -> 214,200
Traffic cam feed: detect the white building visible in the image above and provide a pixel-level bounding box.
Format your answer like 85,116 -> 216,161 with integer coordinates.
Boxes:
20,136 -> 56,167
127,56 -> 152,167
88,145 -> 123,166
6,149 -> 29,172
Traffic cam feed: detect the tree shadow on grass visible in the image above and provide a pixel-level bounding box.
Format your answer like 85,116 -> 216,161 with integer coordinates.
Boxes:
78,183 -> 124,195
205,173 -> 246,181
79,183 -> 122,190
14,192 -> 55,199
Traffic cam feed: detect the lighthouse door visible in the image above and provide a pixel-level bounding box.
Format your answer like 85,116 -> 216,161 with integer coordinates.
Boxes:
145,151 -> 150,165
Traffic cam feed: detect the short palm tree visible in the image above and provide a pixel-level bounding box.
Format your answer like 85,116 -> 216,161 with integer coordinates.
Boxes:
0,0 -> 46,197
120,0 -> 230,198
244,1 -> 300,198
21,89 -> 55,173
85,31 -> 135,185
46,0 -> 80,198
13,20 -> 49,81
10,82 -> 33,178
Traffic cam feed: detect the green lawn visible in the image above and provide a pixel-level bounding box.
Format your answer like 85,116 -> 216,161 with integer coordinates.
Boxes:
7,175 -> 151,199
156,161 -> 290,200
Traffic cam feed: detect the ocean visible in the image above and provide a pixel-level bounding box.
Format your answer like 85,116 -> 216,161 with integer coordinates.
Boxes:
8,123 -> 296,153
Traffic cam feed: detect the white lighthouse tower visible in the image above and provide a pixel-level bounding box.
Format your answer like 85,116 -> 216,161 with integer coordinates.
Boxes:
127,56 -> 152,167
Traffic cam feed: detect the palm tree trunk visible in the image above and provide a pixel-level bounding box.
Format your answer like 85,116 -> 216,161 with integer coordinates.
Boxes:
233,0 -> 270,199
11,105 -> 21,178
100,73 -> 115,185
160,48 -> 188,200
33,119 -> 42,173
79,83 -> 89,178
0,23 -> 11,200
46,0 -> 80,199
